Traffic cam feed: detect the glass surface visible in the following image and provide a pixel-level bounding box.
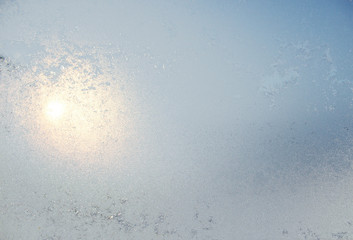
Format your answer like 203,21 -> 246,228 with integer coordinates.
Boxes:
1,0 -> 353,239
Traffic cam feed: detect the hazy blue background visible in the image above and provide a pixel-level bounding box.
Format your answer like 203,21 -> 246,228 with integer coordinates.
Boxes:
1,0 -> 353,239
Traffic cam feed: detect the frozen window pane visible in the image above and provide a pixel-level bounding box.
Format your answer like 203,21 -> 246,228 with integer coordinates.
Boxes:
1,0 -> 353,239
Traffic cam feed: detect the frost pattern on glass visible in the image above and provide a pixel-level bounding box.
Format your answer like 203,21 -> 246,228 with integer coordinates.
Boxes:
1,0 -> 353,239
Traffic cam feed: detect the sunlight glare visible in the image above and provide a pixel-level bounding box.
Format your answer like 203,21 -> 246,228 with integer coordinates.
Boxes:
46,101 -> 65,120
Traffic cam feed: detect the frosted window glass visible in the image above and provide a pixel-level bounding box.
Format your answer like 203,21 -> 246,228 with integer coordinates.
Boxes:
1,0 -> 353,239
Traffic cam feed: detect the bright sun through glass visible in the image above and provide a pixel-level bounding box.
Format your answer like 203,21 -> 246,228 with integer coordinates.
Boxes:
46,101 -> 65,120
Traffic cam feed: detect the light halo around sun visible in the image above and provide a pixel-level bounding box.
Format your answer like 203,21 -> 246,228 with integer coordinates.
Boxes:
45,100 -> 66,121
9,43 -> 139,166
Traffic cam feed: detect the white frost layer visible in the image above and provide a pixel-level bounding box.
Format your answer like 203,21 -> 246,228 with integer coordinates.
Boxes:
1,0 -> 353,239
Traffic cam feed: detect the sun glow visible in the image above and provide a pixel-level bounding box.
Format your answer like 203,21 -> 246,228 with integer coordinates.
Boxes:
9,44 -> 138,166
46,101 -> 65,120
